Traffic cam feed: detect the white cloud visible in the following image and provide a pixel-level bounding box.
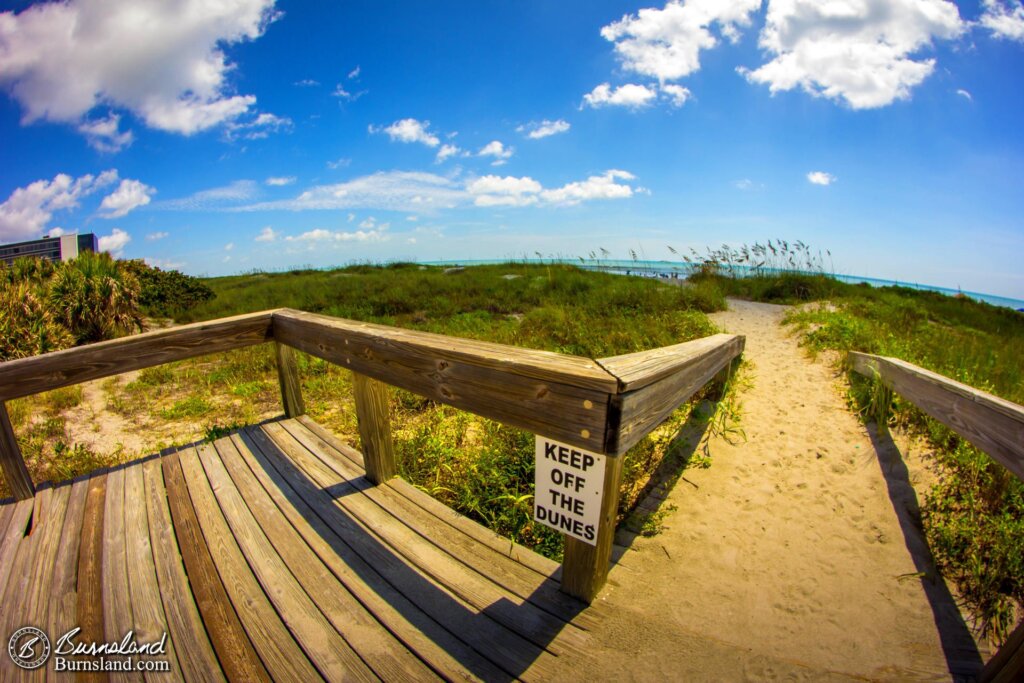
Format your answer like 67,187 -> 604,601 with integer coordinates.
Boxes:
742,0 -> 964,110
144,256 -> 185,270
435,144 -> 461,163
98,228 -> 131,256
478,140 -> 514,166
78,114 -> 134,153
241,171 -> 467,212
0,170 -> 118,241
48,227 -> 66,237
467,175 -> 543,207
660,83 -> 691,107
807,171 -> 836,186
956,88 -> 973,101
99,179 -> 155,218
348,66 -> 361,79
981,0 -> 1024,41
333,84 -> 366,102
518,119 -> 571,139
266,176 -> 296,186
225,112 -> 292,141
255,226 -> 278,242
327,157 -> 352,170
371,118 -> 440,147
600,0 -> 762,82
540,170 -> 638,205
284,225 -> 390,243
0,0 -> 280,137
734,178 -> 754,190
294,79 -> 319,87
582,83 -> 658,109
146,231 -> 168,241
224,242 -> 234,251
158,180 -> 259,210
406,237 -> 417,244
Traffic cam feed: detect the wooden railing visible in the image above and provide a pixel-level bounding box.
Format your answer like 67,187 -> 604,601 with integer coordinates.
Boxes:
849,351 -> 1024,683
0,307 -> 744,602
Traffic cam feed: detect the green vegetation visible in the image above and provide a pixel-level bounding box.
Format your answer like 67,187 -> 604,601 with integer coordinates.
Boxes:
692,243 -> 1023,645
122,259 -> 215,318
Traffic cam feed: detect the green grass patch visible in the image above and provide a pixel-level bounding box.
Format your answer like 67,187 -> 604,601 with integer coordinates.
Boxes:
160,395 -> 213,421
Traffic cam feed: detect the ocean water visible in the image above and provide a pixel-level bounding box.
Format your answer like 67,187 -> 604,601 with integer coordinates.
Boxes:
423,259 -> 1024,312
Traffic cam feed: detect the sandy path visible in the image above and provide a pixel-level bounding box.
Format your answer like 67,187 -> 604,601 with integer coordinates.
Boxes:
556,299 -> 982,681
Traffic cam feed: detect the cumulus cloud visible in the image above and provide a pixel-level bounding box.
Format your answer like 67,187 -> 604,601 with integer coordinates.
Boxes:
332,84 -> 366,102
0,169 -> 118,240
78,114 -> 134,153
807,171 -> 836,186
265,176 -> 296,186
225,112 -> 292,141
435,144 -> 461,163
284,225 -> 389,243
255,226 -> 278,242
98,228 -> 131,256
99,179 -> 155,218
0,0 -> 281,138
582,83 -> 658,109
371,118 -> 440,147
600,0 -> 762,82
518,119 -> 571,139
660,83 -> 691,107
742,0 -> 964,109
467,170 -> 640,207
478,140 -> 514,165
981,0 -> 1024,41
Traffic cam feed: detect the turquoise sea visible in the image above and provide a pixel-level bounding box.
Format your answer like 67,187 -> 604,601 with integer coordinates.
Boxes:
423,259 -> 1024,312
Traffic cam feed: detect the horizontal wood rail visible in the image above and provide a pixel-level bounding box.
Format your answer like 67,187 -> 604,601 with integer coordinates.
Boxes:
0,306 -> 745,602
848,352 -> 1024,481
848,351 -> 1024,682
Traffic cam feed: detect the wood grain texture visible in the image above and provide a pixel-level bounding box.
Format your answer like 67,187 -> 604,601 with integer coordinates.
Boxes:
604,336 -> 745,455
849,352 -> 1024,481
352,372 -> 396,484
75,472 -> 107,683
161,453 -> 270,683
275,342 -> 305,418
0,497 -> 33,596
981,618 -> 1024,683
102,467 -> 140,682
1,401 -> 34,500
177,446 -> 321,683
272,308 -> 614,451
599,333 -> 745,392
0,311 -> 275,403
47,476 -> 89,655
560,453 -> 625,603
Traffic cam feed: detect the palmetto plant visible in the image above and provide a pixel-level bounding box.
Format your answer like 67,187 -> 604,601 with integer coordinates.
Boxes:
47,251 -> 143,344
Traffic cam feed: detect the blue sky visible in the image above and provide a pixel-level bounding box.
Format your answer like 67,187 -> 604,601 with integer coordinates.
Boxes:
1,0 -> 1022,299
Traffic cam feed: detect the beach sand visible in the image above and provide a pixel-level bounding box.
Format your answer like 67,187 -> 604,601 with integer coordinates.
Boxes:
553,298 -> 984,681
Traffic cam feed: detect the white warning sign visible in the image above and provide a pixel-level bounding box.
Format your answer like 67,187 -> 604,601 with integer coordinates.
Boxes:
534,436 -> 606,546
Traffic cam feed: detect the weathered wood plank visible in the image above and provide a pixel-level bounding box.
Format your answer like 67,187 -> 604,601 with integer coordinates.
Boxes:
244,424 -> 560,680
75,473 -> 107,683
599,333 -> 745,392
214,434 -> 437,681
45,476 -> 90,682
122,463 -> 181,680
272,309 -> 614,451
606,336 -> 745,455
0,501 -> 14,543
0,497 -> 33,596
0,490 -> 50,683
235,427 -> 504,682
176,446 -> 322,682
161,453 -> 269,683
141,457 -> 224,683
560,453 -> 625,603
102,467 -> 139,682
275,343 -> 305,418
197,441 -> 378,682
1,401 -> 34,500
0,311 -> 276,403
297,414 -> 562,579
981,618 -> 1024,683
352,373 -> 396,484
849,352 -> 1024,481
264,420 -> 590,660
281,418 -> 600,629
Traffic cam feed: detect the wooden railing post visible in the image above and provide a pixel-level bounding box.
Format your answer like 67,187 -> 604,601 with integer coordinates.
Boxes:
0,402 -> 34,500
275,342 -> 305,418
559,452 -> 624,602
352,372 -> 396,485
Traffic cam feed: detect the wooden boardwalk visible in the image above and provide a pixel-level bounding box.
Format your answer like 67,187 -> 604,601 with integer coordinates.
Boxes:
0,416 -> 605,681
